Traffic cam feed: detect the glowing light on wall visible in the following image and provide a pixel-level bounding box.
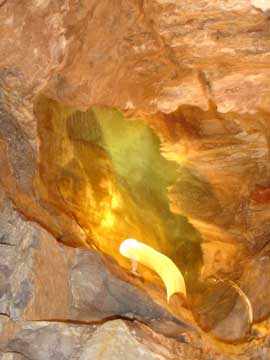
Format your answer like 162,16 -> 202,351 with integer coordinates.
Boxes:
120,238 -> 186,302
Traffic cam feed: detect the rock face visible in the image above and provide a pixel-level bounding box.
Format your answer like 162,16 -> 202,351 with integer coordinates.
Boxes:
1,0 -> 270,358
1,317 -> 270,360
1,319 -> 200,360
0,319 -> 230,360
0,188 -> 188,329
1,185 -> 259,359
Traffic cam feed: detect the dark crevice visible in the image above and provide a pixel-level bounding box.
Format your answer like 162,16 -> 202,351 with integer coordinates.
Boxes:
0,242 -> 16,247
0,312 -> 10,318
27,314 -> 138,326
13,315 -> 190,343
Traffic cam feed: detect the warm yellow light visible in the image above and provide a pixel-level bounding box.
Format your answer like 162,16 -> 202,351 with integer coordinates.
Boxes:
111,192 -> 121,209
100,210 -> 115,227
120,238 -> 186,302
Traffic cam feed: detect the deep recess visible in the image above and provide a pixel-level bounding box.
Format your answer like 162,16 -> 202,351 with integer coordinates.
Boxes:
35,96 -> 203,290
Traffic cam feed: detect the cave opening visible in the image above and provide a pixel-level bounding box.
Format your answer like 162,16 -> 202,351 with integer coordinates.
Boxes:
33,96 -> 256,342
34,96 -> 203,293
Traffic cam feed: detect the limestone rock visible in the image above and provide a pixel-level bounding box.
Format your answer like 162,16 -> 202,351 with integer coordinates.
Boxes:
0,319 -> 205,360
0,188 -> 191,339
239,242 -> 270,323
2,317 -> 270,360
1,0 -> 270,357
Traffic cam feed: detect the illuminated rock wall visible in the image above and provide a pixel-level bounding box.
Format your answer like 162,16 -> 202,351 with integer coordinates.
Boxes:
1,0 -> 270,357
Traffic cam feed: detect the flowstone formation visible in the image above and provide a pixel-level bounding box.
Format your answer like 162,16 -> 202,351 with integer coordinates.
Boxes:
1,1 -> 270,359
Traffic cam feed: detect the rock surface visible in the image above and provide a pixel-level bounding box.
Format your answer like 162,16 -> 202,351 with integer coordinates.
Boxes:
0,319 -> 227,360
2,174 -> 270,358
1,0 -> 270,357
0,187 -> 189,332
2,317 -> 270,360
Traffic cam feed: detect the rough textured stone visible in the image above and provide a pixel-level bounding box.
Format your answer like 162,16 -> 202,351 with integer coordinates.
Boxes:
1,0 -> 270,357
1,0 -> 269,117
239,242 -> 270,323
0,319 -> 196,360
0,188 -> 193,340
1,0 -> 270,284
0,195 -> 269,353
1,318 -> 270,360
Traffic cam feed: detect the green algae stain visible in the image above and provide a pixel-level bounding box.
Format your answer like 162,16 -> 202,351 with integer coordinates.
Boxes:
65,106 -> 203,285
93,109 -> 202,277
92,108 -> 177,208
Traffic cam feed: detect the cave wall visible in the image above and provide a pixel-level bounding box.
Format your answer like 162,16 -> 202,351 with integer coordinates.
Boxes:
35,96 -> 203,284
1,0 -> 270,358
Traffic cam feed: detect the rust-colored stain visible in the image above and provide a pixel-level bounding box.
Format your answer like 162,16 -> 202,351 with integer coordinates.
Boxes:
251,185 -> 270,204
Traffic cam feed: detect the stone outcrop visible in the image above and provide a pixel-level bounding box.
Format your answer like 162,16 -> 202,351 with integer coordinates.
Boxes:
0,319 -> 236,360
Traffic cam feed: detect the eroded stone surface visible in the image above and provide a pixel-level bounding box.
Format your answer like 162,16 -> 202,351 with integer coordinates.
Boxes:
0,188 -> 192,339
1,0 -> 269,117
1,0 -> 270,286
0,319 -> 198,360
1,188 -> 270,352
1,318 -> 270,360
1,0 -> 270,356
